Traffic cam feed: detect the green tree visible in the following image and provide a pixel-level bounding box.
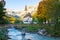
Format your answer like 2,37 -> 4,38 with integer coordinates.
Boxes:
0,0 -> 9,24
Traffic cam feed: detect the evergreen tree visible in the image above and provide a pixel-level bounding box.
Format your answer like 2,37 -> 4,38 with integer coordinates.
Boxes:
0,0 -> 9,24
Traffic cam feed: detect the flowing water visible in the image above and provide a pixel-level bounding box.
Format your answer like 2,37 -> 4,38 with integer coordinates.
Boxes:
7,27 -> 60,40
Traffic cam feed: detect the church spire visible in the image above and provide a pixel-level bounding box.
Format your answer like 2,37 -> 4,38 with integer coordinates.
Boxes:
25,5 -> 27,11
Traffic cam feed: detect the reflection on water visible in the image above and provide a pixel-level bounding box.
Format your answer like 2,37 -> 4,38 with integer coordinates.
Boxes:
7,27 -> 60,40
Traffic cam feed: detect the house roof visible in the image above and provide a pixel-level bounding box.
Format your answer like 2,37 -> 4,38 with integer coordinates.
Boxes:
24,13 -> 32,18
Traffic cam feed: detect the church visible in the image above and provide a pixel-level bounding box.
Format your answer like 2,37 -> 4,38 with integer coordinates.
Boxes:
23,5 -> 33,24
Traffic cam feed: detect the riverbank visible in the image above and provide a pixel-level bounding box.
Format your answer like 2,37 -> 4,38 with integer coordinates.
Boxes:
0,24 -> 60,37
0,26 -> 60,40
13,26 -> 60,37
15,26 -> 60,37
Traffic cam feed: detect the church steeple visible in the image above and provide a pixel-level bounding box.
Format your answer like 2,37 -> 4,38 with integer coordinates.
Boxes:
25,5 -> 27,11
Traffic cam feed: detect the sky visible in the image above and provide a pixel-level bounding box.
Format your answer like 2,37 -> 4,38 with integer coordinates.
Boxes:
5,0 -> 41,11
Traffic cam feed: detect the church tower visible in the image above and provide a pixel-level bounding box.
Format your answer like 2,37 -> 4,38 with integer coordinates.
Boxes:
25,5 -> 27,11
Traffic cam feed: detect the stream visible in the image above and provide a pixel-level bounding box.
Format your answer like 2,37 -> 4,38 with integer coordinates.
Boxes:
7,27 -> 60,40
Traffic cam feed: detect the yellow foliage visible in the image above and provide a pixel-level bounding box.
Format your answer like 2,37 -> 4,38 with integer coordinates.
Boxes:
2,16 -> 6,19
32,12 -> 37,18
37,1 -> 52,20
10,21 -> 15,24
8,16 -> 16,24
9,17 -> 16,21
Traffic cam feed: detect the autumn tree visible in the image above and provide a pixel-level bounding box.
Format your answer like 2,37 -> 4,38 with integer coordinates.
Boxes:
37,0 -> 60,36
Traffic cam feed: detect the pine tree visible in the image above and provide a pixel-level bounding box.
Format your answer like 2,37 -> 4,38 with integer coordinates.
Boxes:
0,0 -> 9,24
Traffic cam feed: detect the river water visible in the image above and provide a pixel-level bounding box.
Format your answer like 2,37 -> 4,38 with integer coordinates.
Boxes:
7,28 -> 60,40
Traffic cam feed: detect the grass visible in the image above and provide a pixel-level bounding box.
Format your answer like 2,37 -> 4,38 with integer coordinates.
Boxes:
25,25 -> 42,33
